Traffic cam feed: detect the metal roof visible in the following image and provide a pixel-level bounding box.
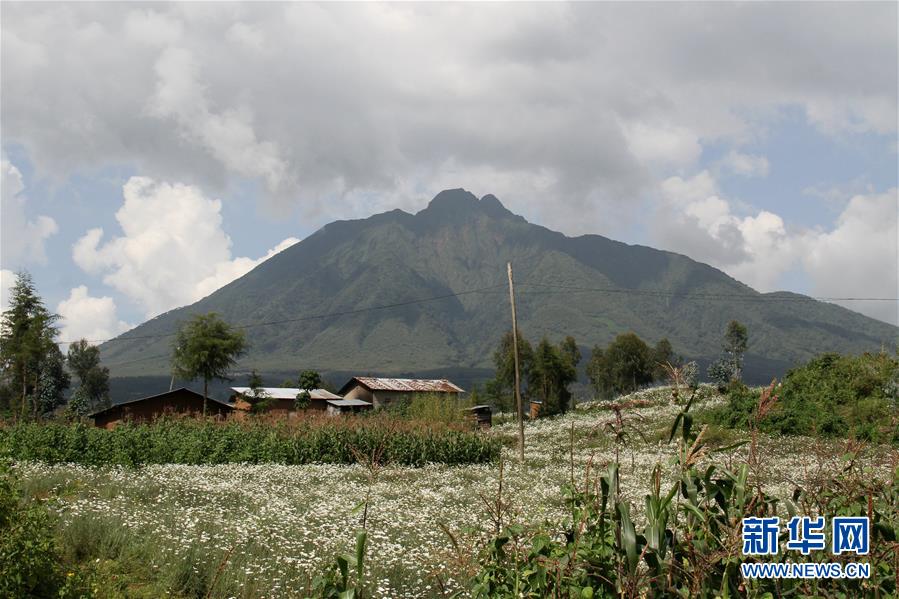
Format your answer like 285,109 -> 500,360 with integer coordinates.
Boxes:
326,399 -> 373,407
88,387 -> 234,418
340,377 -> 464,394
230,387 -> 342,400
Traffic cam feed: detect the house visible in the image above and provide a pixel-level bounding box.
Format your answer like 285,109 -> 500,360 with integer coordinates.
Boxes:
90,388 -> 234,429
338,377 -> 464,409
229,387 -> 343,414
326,398 -> 374,415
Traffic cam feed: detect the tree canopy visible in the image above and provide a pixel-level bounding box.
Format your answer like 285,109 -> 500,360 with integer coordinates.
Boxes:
67,339 -> 110,413
171,313 -> 247,414
488,331 -> 579,416
0,272 -> 67,418
588,333 -> 675,399
528,336 -> 579,415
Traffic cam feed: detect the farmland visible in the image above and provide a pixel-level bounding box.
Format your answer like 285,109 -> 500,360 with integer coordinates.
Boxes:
8,385 -> 897,598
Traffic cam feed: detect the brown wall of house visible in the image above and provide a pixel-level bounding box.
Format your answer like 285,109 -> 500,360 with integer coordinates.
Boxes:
93,390 -> 232,429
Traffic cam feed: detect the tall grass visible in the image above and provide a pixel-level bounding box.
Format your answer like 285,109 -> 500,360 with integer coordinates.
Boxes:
0,413 -> 499,466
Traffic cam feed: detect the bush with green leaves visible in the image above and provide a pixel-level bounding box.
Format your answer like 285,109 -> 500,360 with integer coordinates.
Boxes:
703,352 -> 898,443
0,414 -> 499,467
0,460 -> 91,598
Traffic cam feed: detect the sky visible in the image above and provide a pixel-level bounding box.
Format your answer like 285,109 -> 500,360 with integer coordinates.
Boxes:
1,2 -> 897,342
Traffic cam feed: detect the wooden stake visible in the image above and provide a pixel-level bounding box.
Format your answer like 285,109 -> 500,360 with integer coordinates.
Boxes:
507,262 -> 525,462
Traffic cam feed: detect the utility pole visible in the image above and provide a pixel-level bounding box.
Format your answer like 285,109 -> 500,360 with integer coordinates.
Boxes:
507,262 -> 525,462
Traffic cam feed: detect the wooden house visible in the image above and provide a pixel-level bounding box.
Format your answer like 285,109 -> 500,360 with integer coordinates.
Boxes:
338,377 -> 464,409
90,388 -> 234,429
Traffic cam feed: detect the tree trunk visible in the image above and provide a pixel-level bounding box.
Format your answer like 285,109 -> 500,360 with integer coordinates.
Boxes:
21,369 -> 27,420
203,378 -> 208,417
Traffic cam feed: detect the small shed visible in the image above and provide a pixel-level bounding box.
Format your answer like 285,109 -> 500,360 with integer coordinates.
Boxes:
326,398 -> 373,416
467,405 -> 493,429
230,387 -> 343,414
90,388 -> 234,429
339,377 -> 464,409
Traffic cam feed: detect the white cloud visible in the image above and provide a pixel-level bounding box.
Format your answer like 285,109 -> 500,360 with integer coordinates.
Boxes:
56,286 -> 132,342
655,173 -> 898,323
149,46 -> 293,197
801,189 -> 898,324
1,3 -> 893,236
123,9 -> 184,47
193,236 -> 299,300
0,269 -> 15,312
1,158 -> 58,267
719,150 -> 770,178
623,122 -> 702,170
656,171 -> 798,291
72,176 -> 299,317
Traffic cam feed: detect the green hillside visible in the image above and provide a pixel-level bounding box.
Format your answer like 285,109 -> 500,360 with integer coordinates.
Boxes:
101,189 -> 897,386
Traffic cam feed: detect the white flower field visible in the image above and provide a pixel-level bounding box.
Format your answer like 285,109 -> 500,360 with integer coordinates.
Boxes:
13,386 -> 896,598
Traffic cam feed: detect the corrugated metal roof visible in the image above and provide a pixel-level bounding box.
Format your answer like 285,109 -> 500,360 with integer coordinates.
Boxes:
326,399 -> 373,407
344,377 -> 464,393
230,387 -> 342,400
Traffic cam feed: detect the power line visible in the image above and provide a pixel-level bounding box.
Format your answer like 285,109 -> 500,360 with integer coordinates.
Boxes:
81,279 -> 897,354
69,282 -> 507,347
515,282 -> 899,303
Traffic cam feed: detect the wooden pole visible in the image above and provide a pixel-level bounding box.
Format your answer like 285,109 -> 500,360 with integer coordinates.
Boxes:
507,262 -> 525,462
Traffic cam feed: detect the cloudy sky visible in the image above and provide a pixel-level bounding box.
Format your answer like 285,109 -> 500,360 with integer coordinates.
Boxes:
2,2 -> 897,341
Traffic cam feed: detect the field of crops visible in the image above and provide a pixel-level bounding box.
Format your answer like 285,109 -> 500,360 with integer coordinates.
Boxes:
10,385 -> 896,598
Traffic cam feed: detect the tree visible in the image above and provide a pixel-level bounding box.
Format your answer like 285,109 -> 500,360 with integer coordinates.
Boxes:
587,332 -> 654,398
587,345 -> 613,399
491,329 -> 533,408
66,339 -> 110,412
559,336 -> 581,411
171,313 -> 247,415
0,272 -> 63,419
724,320 -> 748,382
298,370 -> 322,392
294,370 -> 321,411
528,337 -> 578,416
241,369 -> 270,414
652,338 -> 674,381
36,346 -> 69,415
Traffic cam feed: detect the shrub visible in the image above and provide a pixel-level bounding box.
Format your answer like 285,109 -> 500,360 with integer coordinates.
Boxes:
0,414 -> 499,467
701,352 -> 899,443
0,460 -> 92,598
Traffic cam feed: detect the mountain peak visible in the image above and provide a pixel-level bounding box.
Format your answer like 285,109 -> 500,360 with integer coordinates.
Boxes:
422,188 -> 480,212
416,188 -> 521,223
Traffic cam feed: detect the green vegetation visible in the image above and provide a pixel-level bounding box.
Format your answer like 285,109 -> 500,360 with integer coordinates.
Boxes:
487,330 -> 580,416
707,319 -> 749,391
386,392 -> 472,425
467,389 -> 898,598
0,460 -> 89,598
0,271 -> 69,419
587,333 -> 673,398
0,415 -> 499,467
67,339 -> 111,416
703,352 -> 899,443
5,381 -> 897,598
239,369 -> 271,414
171,312 -> 248,415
